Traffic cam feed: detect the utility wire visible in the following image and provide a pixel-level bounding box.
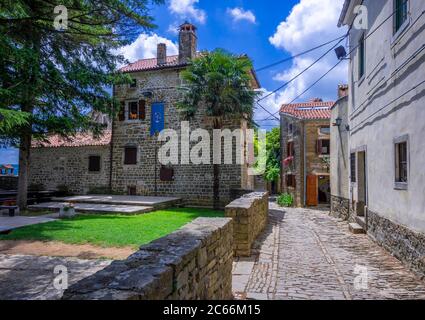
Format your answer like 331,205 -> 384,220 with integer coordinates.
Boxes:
255,35 -> 347,72
255,2 -> 408,123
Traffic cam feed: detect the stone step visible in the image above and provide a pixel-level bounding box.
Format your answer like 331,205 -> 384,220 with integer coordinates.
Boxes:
356,216 -> 367,229
28,202 -> 154,215
349,223 -> 366,235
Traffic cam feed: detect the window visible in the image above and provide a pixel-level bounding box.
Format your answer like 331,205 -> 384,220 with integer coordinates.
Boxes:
319,126 -> 331,135
317,139 -> 330,156
124,146 -> 137,165
286,174 -> 296,188
394,0 -> 409,34
288,123 -> 293,135
287,141 -> 295,157
130,79 -> 137,88
127,100 -> 146,121
128,101 -> 138,120
395,139 -> 408,188
350,153 -> 356,183
358,34 -> 365,79
88,156 -> 101,172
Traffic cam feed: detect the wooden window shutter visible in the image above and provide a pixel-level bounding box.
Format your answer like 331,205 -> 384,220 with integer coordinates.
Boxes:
139,100 -> 146,120
160,166 -> 174,182
124,147 -> 137,165
118,101 -> 125,121
88,156 -> 101,172
317,140 -> 322,155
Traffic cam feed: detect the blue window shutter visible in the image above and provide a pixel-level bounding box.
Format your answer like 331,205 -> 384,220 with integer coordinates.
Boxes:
150,103 -> 165,136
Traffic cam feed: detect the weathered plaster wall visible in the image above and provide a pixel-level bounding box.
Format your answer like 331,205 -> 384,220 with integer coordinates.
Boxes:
347,0 -> 425,233
330,96 -> 350,219
63,218 -> 234,300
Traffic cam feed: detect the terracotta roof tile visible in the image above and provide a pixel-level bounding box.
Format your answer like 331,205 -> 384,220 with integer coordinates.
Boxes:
32,131 -> 111,148
120,55 -> 184,73
280,100 -> 334,120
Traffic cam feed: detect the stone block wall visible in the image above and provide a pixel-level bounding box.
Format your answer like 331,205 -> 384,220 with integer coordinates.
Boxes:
225,192 -> 269,257
29,145 -> 111,194
0,176 -> 18,190
330,195 -> 350,221
368,210 -> 425,278
63,218 -> 234,300
112,68 -> 248,207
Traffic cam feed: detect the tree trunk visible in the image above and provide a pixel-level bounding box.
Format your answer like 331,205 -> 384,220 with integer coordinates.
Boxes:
213,119 -> 221,210
17,130 -> 31,210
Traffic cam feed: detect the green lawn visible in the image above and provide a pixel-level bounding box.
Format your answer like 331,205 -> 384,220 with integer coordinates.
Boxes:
0,208 -> 223,248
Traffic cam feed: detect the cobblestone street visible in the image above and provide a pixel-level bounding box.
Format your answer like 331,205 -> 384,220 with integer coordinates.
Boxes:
233,203 -> 425,300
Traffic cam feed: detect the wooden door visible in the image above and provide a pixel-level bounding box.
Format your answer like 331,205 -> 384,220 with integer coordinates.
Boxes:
306,175 -> 318,206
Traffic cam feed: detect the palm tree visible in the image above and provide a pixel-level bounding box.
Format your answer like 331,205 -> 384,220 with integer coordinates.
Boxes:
177,49 -> 258,209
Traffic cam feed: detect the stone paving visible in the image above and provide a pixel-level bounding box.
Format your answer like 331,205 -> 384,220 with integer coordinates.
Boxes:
233,203 -> 425,300
0,254 -> 111,300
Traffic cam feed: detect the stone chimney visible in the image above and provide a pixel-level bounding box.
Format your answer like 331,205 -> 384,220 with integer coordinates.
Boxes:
338,84 -> 349,98
310,98 -> 323,102
157,43 -> 167,65
179,22 -> 197,64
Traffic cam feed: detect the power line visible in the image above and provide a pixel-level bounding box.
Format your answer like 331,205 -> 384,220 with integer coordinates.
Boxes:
255,35 -> 347,72
257,35 -> 347,103
254,3 -> 407,120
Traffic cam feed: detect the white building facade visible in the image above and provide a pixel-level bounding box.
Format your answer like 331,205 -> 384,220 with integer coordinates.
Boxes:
339,0 -> 425,275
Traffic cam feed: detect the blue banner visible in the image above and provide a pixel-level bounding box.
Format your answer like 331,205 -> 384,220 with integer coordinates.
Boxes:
150,103 -> 165,136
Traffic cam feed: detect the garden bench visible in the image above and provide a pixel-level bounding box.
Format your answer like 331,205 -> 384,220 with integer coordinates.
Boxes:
0,205 -> 18,217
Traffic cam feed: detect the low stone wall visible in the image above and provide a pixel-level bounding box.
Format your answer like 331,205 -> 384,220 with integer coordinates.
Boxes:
330,195 -> 350,221
225,192 -> 269,257
63,218 -> 233,300
0,176 -> 18,190
368,210 -> 425,278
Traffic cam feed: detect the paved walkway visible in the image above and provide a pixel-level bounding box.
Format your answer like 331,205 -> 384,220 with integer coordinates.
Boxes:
233,203 -> 425,300
0,254 -> 111,300
0,215 -> 56,233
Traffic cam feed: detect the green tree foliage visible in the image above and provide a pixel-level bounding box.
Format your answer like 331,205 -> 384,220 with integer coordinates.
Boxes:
0,0 -> 163,208
177,49 -> 258,209
264,127 -> 281,182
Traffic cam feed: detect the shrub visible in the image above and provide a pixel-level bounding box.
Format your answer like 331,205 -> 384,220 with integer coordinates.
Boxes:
277,193 -> 294,207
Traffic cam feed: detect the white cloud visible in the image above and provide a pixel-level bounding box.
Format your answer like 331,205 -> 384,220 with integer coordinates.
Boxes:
117,33 -> 178,63
227,7 -> 256,24
256,0 -> 348,127
169,0 -> 206,24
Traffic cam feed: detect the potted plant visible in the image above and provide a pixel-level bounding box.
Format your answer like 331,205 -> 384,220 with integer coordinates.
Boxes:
59,202 -> 76,218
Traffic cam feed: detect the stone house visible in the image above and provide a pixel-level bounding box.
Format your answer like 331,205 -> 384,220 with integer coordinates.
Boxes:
29,23 -> 260,207
338,0 -> 425,275
280,99 -> 333,207
330,85 -> 350,220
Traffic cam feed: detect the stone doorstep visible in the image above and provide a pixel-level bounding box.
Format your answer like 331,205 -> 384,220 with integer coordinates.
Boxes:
349,222 -> 366,235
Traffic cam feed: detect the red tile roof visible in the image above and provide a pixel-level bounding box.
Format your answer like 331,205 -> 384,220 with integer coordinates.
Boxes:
280,100 -> 334,120
32,131 -> 111,148
120,55 -> 184,73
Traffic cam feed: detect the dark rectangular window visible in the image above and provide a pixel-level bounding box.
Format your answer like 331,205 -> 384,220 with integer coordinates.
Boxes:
88,156 -> 101,172
130,79 -> 137,88
394,0 -> 409,33
395,141 -> 408,183
286,174 -> 296,188
128,101 -> 138,120
358,34 -> 365,79
350,153 -> 356,183
317,139 -> 330,156
124,147 -> 137,165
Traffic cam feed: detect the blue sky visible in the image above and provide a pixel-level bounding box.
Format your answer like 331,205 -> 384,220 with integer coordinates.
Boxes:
0,0 -> 347,164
